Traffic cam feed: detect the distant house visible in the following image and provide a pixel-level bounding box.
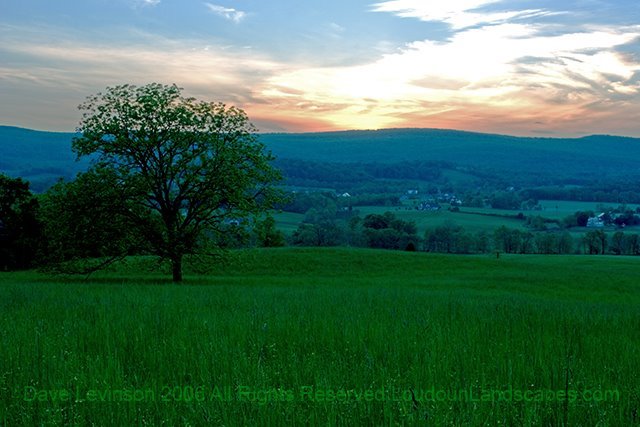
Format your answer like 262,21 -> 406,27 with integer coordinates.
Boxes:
418,202 -> 441,211
339,192 -> 351,198
587,214 -> 605,228
407,189 -> 418,196
436,193 -> 460,205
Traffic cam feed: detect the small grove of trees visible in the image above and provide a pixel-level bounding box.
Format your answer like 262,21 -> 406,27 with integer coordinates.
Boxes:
562,211 -> 594,228
489,191 -> 522,210
253,216 -> 286,248
0,174 -> 42,270
281,192 -> 339,214
424,220 -> 474,254
423,224 -> 577,255
582,230 -> 608,255
609,231 -> 640,255
424,224 -> 494,254
361,212 -> 419,250
290,211 -> 419,250
39,167 -> 145,270
290,218 -> 345,247
534,232 -> 574,254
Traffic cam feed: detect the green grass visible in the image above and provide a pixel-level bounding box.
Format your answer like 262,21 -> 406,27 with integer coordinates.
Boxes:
355,205 -> 526,234
1,248 -> 639,425
537,200 -> 640,220
272,211 -> 305,235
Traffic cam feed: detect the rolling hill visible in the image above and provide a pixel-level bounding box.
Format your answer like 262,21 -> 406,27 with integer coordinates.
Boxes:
259,129 -> 640,175
1,125 -> 639,191
0,126 -> 87,191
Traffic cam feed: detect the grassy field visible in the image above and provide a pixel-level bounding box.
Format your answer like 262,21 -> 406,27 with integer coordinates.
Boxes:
272,202 -> 640,241
272,211 -> 305,235
1,248 -> 639,425
537,200 -> 640,220
272,199 -> 640,239
353,205 -> 526,235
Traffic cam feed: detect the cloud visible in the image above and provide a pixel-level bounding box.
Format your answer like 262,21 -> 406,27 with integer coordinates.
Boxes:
371,0 -> 558,29
245,1 -> 637,135
259,21 -> 640,134
133,0 -> 160,8
204,3 -> 246,23
2,5 -> 640,136
0,27 -> 279,130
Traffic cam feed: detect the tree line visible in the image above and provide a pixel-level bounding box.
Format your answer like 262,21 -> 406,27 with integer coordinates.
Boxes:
0,169 -> 286,274
4,172 -> 640,277
287,209 -> 640,256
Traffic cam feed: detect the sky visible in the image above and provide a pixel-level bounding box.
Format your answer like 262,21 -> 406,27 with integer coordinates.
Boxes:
1,0 -> 639,136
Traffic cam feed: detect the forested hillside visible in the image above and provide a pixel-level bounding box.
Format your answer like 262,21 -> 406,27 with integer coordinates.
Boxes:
2,125 -> 640,191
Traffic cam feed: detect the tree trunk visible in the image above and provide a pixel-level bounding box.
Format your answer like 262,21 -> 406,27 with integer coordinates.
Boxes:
171,254 -> 183,283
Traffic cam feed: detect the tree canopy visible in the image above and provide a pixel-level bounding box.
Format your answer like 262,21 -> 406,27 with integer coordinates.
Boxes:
0,174 -> 41,270
39,166 -> 144,273
68,83 -> 283,281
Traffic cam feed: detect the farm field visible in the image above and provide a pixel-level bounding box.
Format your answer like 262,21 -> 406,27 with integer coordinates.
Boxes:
335,205 -> 527,234
271,211 -> 305,235
1,248 -> 638,425
537,200 -> 640,220
271,200 -> 640,239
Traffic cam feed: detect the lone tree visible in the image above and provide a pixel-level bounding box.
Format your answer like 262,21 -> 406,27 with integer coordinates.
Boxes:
72,83 -> 283,282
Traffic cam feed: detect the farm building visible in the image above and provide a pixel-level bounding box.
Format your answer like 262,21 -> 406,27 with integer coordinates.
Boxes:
587,213 -> 605,228
418,202 -> 441,211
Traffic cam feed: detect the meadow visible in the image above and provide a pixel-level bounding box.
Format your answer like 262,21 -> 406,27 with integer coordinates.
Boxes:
273,202 -> 640,245
1,248 -> 639,425
536,200 -> 640,220
360,205 -> 527,234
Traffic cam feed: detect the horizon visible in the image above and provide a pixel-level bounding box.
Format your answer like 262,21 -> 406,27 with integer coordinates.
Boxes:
3,122 -> 640,140
1,1 -> 640,137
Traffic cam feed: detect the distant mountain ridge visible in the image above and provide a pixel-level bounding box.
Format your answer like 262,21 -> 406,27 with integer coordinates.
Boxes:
0,126 -> 86,191
259,128 -> 640,178
1,125 -> 640,191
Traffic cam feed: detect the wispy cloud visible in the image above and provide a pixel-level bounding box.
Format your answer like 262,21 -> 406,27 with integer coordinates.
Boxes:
259,20 -> 640,134
372,0 -> 557,29
204,3 -> 246,23
0,27 -> 278,130
134,0 -> 161,8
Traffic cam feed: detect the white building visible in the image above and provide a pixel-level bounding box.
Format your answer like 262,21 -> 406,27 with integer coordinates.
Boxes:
587,214 -> 605,228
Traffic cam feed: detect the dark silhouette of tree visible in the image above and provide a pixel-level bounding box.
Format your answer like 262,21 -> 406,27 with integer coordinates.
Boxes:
40,167 -> 146,273
362,212 -> 418,250
254,215 -> 285,247
0,174 -> 42,270
583,230 -> 607,255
